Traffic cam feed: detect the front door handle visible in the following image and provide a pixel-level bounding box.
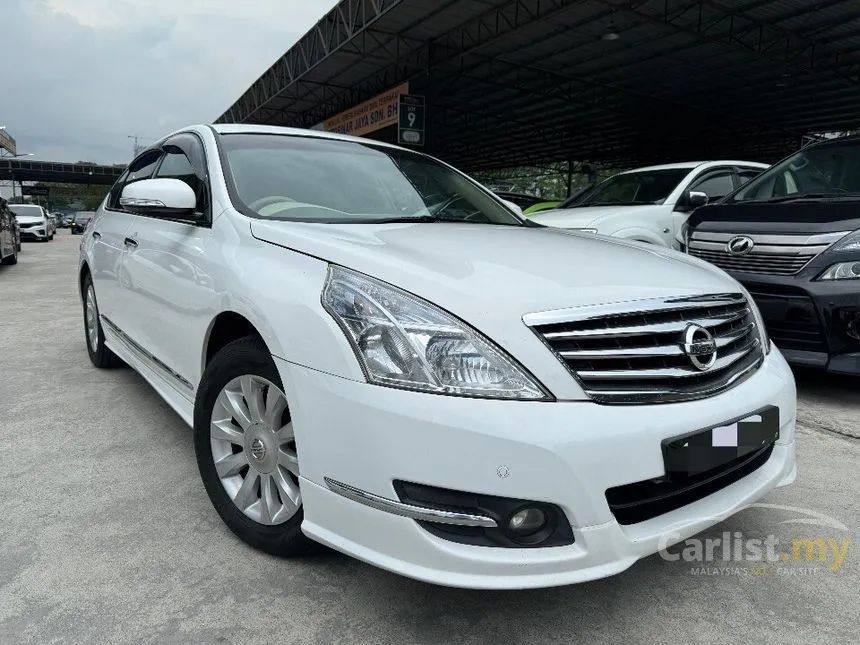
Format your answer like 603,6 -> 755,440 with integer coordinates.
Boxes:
124,237 -> 138,248
92,231 -> 101,240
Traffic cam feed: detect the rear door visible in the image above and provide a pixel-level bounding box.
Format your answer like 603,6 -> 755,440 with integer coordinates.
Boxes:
121,133 -> 212,390
90,150 -> 162,334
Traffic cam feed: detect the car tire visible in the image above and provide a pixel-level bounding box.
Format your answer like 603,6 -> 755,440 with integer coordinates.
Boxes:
194,336 -> 316,557
1,247 -> 17,265
82,274 -> 123,368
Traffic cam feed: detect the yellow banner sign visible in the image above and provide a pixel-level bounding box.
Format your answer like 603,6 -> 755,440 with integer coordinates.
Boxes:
315,83 -> 409,137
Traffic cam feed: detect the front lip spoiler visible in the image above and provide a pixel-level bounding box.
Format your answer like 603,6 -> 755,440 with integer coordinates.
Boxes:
324,477 -> 498,528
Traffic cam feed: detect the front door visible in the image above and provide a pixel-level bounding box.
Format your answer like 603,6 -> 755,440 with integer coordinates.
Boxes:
91,151 -> 162,332
121,133 -> 212,394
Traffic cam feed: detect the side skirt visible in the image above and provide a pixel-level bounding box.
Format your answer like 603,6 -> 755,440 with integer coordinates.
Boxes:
101,316 -> 196,427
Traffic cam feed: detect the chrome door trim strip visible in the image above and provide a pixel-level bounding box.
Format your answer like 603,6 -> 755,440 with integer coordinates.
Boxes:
324,477 -> 498,528
101,315 -> 194,391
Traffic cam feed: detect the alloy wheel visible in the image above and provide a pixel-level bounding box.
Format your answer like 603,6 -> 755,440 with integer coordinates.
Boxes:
210,375 -> 301,525
85,285 -> 99,350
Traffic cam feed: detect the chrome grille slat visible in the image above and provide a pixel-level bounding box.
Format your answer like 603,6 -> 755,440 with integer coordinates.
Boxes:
688,231 -> 845,276
527,293 -> 764,405
578,338 -> 759,380
542,308 -> 750,339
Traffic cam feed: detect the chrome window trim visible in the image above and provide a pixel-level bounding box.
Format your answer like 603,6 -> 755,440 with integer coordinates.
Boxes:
324,477 -> 498,528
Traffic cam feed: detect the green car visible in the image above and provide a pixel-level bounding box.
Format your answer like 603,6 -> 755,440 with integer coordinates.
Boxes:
523,201 -> 562,215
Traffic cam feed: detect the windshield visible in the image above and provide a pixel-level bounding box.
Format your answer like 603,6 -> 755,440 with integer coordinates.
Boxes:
10,205 -> 43,218
573,168 -> 691,207
733,139 -> 860,202
220,134 -> 524,225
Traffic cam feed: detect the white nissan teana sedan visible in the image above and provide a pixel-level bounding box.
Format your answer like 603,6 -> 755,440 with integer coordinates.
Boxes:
78,124 -> 797,589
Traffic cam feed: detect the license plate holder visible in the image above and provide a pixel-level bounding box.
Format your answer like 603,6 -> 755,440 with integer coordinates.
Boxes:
662,406 -> 780,478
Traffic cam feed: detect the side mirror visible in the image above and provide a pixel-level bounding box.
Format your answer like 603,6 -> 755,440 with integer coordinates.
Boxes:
120,178 -> 197,217
687,190 -> 709,209
501,199 -> 524,216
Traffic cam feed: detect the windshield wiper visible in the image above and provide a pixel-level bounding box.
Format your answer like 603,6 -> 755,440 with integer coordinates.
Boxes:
756,192 -> 860,204
354,215 -> 437,224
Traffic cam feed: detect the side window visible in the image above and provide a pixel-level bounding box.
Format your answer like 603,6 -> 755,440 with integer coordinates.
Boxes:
108,150 -> 162,210
737,169 -> 763,186
155,147 -> 207,211
155,135 -> 209,214
106,170 -> 129,210
691,172 -> 734,202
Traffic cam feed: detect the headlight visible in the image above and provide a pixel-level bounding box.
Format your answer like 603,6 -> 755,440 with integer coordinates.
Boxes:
818,261 -> 860,280
827,230 -> 860,253
322,266 -> 550,400
736,284 -> 771,355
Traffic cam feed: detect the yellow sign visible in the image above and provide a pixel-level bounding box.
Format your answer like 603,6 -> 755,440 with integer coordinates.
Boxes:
315,83 -> 409,137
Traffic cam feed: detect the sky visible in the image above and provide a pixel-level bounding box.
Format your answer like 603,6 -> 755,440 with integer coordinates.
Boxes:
1,0 -> 338,165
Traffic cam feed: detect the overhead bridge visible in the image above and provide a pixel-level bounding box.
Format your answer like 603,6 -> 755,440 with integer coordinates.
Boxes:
0,159 -> 125,185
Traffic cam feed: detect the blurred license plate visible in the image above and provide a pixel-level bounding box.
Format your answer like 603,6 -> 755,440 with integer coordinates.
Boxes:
662,406 -> 779,477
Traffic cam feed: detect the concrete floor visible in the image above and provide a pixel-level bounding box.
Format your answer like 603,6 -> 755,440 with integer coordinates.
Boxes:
1,234 -> 858,645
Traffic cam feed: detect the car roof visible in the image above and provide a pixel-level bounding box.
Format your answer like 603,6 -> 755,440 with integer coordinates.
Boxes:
620,160 -> 769,174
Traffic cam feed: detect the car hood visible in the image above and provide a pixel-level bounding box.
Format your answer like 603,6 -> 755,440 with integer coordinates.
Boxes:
13,215 -> 45,224
529,204 -> 667,229
250,220 -> 737,317
689,201 -> 860,235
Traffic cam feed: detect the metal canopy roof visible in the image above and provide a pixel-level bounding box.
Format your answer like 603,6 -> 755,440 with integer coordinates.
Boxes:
217,0 -> 860,171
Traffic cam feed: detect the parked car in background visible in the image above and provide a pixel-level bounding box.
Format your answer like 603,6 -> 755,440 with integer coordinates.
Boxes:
78,124 -> 795,589
522,201 -> 562,215
493,191 -> 543,210
0,198 -> 20,265
9,203 -> 54,242
70,211 -> 95,234
686,135 -> 860,376
530,161 -> 768,249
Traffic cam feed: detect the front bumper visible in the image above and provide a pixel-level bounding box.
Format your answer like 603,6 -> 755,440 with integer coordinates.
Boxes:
277,348 -> 797,589
740,275 -> 860,376
20,228 -> 48,241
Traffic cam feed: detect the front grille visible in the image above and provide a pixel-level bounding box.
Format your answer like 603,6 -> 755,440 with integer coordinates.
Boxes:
525,293 -> 764,405
688,231 -> 849,276
606,443 -> 774,525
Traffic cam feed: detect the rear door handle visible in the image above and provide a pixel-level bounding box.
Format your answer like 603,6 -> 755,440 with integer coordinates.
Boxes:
124,237 -> 138,248
92,231 -> 101,240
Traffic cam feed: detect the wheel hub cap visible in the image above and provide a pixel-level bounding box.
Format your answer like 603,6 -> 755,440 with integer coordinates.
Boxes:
209,375 -> 301,526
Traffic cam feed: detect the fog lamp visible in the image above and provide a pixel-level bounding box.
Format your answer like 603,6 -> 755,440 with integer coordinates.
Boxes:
508,507 -> 548,536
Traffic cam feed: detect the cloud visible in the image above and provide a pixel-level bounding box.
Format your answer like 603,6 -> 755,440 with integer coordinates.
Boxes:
0,0 -> 337,164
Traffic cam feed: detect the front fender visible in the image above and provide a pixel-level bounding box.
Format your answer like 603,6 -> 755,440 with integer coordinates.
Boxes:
610,227 -> 670,247
193,214 -> 366,386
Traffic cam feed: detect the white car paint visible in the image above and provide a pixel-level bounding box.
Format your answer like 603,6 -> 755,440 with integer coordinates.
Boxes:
531,161 -> 769,249
10,204 -> 53,242
79,125 -> 796,589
